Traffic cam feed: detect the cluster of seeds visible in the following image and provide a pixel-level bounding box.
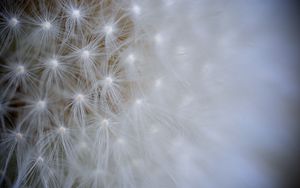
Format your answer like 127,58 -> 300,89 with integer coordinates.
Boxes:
0,0 -> 185,187
1,0 -> 295,188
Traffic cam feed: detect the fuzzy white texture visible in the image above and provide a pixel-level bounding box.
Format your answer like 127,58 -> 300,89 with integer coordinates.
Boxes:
0,0 -> 299,188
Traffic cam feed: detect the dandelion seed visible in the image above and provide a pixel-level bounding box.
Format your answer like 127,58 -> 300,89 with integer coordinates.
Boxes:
81,50 -> 90,58
37,156 -> 44,163
36,100 -> 46,109
105,76 -> 113,85
104,25 -> 114,35
132,4 -> 141,15
127,53 -> 135,64
58,127 -> 66,134
15,132 -> 23,140
16,65 -> 25,75
48,58 -> 59,69
42,21 -> 51,30
9,17 -> 19,27
0,1 -> 294,188
135,99 -> 142,105
72,9 -> 80,18
74,93 -> 85,102
101,119 -> 109,126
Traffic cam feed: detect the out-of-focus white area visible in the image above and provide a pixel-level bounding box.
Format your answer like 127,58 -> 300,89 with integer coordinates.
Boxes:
138,1 -> 300,187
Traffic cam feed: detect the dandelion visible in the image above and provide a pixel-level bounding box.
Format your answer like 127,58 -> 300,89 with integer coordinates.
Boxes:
0,0 -> 298,188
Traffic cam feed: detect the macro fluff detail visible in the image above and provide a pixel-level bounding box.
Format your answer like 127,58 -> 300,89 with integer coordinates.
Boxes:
0,0 -> 299,188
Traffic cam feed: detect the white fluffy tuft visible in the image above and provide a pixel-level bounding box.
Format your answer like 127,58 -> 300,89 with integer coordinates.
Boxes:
0,0 -> 299,188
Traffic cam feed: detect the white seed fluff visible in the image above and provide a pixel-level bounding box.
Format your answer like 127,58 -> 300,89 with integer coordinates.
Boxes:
72,9 -> 80,18
104,25 -> 114,35
9,17 -> 19,27
42,21 -> 51,30
0,1 -> 298,188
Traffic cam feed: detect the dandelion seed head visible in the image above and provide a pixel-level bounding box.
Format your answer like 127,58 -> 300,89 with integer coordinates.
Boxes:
0,1 -> 294,188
